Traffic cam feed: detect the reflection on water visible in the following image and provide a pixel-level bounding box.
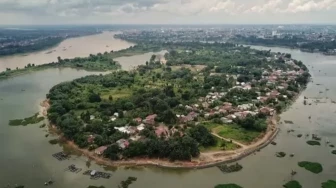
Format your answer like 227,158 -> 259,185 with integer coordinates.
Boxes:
0,45 -> 336,188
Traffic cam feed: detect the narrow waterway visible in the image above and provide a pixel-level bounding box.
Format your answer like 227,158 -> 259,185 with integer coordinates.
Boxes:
0,44 -> 335,188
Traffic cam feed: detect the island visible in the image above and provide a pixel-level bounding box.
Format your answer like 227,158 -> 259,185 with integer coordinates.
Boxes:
0,43 -> 162,80
43,41 -> 310,168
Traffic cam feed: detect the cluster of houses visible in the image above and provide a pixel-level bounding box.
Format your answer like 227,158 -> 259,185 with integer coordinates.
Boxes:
92,55 -> 307,157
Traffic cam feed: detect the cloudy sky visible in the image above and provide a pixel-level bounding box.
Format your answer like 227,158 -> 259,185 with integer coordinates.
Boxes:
1,0 -> 336,25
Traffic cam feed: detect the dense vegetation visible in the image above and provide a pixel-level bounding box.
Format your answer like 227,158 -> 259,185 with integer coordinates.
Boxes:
322,180 -> 336,188
298,161 -> 323,174
46,41 -> 309,162
283,180 -> 302,188
9,113 -> 44,126
306,140 -> 321,146
218,163 -> 243,173
231,35 -> 336,54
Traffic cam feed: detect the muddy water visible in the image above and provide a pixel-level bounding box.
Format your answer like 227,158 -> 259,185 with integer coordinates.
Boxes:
0,45 -> 335,188
0,32 -> 134,71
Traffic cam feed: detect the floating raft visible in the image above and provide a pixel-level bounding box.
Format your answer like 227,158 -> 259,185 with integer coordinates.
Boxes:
83,170 -> 111,179
52,152 -> 69,161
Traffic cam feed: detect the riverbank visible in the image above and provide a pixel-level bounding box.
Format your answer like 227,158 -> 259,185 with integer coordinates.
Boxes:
41,97 -> 280,169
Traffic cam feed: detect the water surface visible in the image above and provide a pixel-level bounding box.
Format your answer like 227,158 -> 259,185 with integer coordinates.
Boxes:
0,32 -> 134,71
0,45 -> 336,188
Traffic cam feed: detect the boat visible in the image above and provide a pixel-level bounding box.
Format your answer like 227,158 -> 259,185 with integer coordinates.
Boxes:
90,170 -> 96,176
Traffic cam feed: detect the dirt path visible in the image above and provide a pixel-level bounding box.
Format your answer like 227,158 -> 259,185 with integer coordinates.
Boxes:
211,133 -> 247,149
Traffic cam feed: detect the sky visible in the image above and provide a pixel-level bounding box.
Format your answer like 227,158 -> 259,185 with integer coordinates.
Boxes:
0,0 -> 336,25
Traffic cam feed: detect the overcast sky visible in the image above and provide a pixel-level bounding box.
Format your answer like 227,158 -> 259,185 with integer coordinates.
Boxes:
1,0 -> 336,25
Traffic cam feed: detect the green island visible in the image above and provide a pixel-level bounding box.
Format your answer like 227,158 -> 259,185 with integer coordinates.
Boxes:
217,163 -> 243,173
283,180 -> 302,188
298,161 -> 323,174
214,184 -> 243,188
43,41 -> 309,165
306,140 -> 321,146
322,180 -> 336,188
0,43 -> 162,81
332,150 -> 336,155
9,113 -> 44,126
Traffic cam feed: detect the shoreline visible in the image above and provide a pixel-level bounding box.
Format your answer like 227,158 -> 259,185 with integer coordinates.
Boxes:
41,99 -> 280,169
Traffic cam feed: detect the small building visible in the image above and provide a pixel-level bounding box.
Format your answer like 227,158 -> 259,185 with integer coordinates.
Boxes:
221,117 -> 233,124
133,117 -> 142,124
116,139 -> 129,149
90,115 -> 95,120
95,146 -> 108,155
137,123 -> 145,131
144,114 -> 157,125
155,125 -> 169,138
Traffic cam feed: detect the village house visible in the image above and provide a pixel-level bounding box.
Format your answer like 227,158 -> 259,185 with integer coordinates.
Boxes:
117,139 -> 129,149
259,107 -> 275,116
221,117 -> 233,124
144,114 -> 157,125
155,125 -> 169,138
87,135 -> 95,144
95,146 -> 108,155
133,117 -> 142,124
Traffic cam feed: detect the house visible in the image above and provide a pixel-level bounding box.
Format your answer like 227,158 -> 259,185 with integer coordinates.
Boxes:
114,126 -> 129,134
133,117 -> 142,124
95,146 -> 108,155
155,125 -> 169,137
137,123 -> 145,131
221,117 -> 233,124
260,107 -> 275,116
87,135 -> 95,144
116,139 -> 129,149
144,114 -> 157,125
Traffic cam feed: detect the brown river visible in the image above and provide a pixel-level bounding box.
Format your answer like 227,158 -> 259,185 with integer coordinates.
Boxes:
0,34 -> 335,188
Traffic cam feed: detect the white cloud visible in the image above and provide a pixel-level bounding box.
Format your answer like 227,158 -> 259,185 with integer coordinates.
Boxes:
0,0 -> 335,24
246,0 -> 283,13
284,0 -> 336,13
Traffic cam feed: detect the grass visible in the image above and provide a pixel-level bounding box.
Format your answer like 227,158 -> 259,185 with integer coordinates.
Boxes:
101,87 -> 132,100
283,180 -> 302,188
298,161 -> 323,174
306,140 -> 321,146
218,163 -> 243,173
214,184 -> 243,188
203,122 -> 261,144
9,113 -> 44,126
200,137 -> 240,152
322,180 -> 336,188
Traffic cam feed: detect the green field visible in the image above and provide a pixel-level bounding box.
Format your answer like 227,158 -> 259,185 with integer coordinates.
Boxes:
203,122 -> 261,144
200,137 -> 240,152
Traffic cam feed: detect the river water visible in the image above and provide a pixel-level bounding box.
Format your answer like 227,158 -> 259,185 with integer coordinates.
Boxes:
0,40 -> 336,188
0,32 -> 134,71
